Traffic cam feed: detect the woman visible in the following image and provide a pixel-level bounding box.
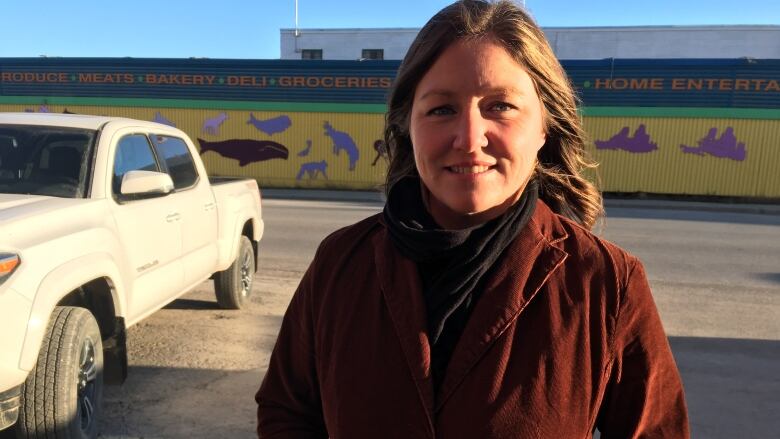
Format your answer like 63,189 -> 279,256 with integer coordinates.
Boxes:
256,1 -> 689,437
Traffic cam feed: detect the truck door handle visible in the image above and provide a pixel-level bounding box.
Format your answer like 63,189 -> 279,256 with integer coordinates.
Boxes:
166,213 -> 181,222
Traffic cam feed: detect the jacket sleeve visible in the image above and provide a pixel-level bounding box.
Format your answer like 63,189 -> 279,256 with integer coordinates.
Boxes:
256,257 -> 328,438
596,258 -> 690,438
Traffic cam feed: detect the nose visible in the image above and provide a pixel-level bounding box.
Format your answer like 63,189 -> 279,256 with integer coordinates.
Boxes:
453,107 -> 489,152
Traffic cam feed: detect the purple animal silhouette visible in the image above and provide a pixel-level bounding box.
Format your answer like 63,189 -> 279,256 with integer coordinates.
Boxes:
247,113 -> 292,135
296,160 -> 328,180
680,127 -> 746,161
25,105 -> 51,113
324,121 -> 360,171
197,138 -> 289,166
202,112 -> 228,136
595,124 -> 658,153
153,111 -> 176,127
298,139 -> 313,157
371,139 -> 387,166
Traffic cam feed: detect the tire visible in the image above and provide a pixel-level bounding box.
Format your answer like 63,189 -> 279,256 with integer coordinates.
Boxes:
214,235 -> 255,309
15,306 -> 103,439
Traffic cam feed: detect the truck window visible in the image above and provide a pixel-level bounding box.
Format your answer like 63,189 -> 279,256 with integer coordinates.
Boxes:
112,134 -> 161,196
150,135 -> 198,190
0,125 -> 94,198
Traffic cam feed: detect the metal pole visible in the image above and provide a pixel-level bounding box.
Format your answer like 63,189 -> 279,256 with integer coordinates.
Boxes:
295,0 -> 300,37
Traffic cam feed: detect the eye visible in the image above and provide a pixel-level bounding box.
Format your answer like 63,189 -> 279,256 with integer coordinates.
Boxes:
426,106 -> 455,116
489,101 -> 516,112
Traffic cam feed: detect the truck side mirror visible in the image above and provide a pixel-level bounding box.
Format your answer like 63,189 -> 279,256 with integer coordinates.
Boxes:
120,170 -> 174,197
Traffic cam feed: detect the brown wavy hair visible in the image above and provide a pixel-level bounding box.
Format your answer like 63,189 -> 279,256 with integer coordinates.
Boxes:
383,0 -> 603,229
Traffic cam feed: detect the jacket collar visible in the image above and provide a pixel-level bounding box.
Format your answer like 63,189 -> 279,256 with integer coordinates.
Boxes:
374,200 -> 569,418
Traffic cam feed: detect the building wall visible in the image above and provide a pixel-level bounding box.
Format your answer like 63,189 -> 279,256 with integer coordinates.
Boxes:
4,100 -> 776,197
280,26 -> 780,60
585,115 -> 780,198
2,58 -> 779,197
280,28 -> 419,60
546,26 -> 780,60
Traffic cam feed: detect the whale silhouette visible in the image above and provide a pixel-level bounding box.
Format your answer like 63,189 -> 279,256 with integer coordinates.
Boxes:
247,113 -> 292,135
197,138 -> 289,166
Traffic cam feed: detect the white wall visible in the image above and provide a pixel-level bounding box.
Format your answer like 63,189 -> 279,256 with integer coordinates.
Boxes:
280,26 -> 780,60
545,26 -> 780,59
280,28 -> 419,60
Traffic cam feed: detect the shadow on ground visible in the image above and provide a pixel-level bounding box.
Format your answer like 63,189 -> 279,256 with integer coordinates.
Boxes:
605,207 -> 780,226
99,366 -> 263,438
4,336 -> 776,439
669,336 -> 780,438
751,272 -> 780,285
163,297 -> 223,310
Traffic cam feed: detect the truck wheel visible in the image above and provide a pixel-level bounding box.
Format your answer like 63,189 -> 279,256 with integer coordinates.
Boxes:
215,235 -> 255,309
16,306 -> 103,439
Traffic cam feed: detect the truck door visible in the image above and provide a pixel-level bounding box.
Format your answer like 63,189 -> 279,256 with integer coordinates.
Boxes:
107,132 -> 184,320
149,134 -> 218,287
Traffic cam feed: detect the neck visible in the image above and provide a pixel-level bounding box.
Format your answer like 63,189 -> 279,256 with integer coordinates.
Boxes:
421,184 -> 526,230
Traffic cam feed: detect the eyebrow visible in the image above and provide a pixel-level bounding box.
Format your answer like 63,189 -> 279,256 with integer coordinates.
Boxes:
417,87 -> 526,101
417,89 -> 455,101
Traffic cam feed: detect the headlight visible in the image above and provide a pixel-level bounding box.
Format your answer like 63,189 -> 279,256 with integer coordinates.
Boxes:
0,253 -> 21,285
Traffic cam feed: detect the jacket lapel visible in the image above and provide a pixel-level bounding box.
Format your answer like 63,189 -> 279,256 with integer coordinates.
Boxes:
373,231 -> 436,434
435,202 -> 569,411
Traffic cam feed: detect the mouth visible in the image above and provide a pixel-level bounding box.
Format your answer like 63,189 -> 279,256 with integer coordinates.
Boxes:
446,164 -> 495,175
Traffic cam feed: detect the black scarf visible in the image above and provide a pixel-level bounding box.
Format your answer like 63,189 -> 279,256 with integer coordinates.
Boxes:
383,177 -> 538,391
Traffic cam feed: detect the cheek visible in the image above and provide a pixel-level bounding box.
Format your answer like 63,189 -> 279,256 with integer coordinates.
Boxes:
410,125 -> 444,167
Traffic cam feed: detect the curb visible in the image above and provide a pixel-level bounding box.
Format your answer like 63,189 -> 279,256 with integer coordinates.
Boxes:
262,188 -> 780,215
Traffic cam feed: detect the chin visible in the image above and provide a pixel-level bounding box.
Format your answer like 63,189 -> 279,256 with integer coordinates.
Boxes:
444,197 -> 495,217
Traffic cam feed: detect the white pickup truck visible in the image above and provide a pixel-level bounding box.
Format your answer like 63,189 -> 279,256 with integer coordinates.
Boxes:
0,113 -> 263,438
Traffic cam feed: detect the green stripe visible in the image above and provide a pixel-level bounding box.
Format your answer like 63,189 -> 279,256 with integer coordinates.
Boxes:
580,106 -> 780,120
0,95 -> 387,113
3,96 -> 780,119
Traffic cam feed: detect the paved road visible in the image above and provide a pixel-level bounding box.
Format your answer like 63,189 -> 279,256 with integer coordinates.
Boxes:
5,198 -> 773,438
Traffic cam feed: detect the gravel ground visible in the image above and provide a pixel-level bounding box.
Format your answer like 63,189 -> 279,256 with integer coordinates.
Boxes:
97,271 -> 299,439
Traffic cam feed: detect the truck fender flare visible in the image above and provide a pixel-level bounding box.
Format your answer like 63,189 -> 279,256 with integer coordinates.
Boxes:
18,252 -> 125,371
223,215 -> 253,268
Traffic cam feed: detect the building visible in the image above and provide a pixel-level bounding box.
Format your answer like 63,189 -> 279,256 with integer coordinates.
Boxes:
280,25 -> 780,60
2,25 -> 779,197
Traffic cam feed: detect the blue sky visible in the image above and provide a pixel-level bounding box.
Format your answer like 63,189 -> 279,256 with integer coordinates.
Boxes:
1,0 -> 778,59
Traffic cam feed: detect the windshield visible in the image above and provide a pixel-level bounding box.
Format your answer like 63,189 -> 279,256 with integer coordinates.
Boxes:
0,124 -> 96,198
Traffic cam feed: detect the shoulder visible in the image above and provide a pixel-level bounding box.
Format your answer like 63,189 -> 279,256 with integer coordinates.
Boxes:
310,213 -> 385,270
317,213 -> 383,253
533,201 -> 640,289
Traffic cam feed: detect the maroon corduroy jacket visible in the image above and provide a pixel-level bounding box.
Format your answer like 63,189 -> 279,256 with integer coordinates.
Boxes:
256,201 -> 689,438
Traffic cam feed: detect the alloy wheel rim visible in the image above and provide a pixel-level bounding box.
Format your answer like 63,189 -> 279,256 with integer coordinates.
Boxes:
77,336 -> 98,433
240,250 -> 253,297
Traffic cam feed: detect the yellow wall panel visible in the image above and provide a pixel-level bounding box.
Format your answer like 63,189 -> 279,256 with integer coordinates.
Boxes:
0,104 -> 388,190
584,116 -> 780,197
2,104 -> 778,197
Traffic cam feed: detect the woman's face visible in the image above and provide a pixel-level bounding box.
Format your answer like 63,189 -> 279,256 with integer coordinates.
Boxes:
409,38 -> 546,229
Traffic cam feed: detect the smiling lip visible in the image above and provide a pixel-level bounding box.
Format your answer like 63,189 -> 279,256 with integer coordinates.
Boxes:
446,163 -> 496,175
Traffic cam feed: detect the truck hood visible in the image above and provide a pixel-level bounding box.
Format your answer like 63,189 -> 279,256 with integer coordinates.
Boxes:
0,194 -> 85,223
0,194 -> 105,252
